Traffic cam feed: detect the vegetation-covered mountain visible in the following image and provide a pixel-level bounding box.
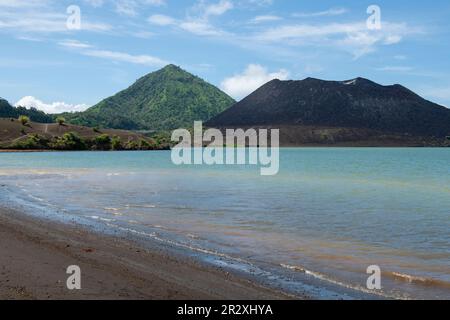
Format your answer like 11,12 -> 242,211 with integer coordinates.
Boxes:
63,65 -> 235,131
0,97 -> 53,123
207,77 -> 450,139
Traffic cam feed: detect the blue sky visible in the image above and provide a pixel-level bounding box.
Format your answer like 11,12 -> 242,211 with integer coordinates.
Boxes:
0,0 -> 449,113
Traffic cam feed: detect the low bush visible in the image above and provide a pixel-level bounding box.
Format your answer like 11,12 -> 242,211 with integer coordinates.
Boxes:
139,139 -> 152,150
9,134 -> 50,150
124,140 -> 139,150
50,132 -> 87,150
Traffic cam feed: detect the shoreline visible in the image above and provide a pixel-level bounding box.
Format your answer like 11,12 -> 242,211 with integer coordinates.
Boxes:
0,206 -> 297,300
0,145 -> 449,154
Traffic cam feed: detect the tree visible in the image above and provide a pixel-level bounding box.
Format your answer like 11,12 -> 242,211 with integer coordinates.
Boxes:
56,116 -> 66,125
18,115 -> 30,126
111,136 -> 122,150
93,134 -> 112,150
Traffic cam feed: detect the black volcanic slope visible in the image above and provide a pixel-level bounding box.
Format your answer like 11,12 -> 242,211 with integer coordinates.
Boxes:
207,78 -> 450,137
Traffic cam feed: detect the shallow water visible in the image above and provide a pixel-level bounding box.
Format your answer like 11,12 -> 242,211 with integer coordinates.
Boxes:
0,149 -> 449,299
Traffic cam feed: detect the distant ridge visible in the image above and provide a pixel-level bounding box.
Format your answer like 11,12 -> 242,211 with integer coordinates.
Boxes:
0,97 -> 53,123
63,65 -> 235,131
207,77 -> 450,139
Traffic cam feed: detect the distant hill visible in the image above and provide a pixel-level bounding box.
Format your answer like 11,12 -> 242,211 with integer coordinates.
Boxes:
63,65 -> 235,131
0,118 -> 166,150
0,97 -> 53,123
207,77 -> 450,146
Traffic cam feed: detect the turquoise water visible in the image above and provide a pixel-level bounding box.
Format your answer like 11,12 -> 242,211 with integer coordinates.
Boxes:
0,149 -> 449,299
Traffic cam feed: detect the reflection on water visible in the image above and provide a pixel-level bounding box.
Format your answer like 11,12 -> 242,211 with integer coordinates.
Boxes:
0,149 -> 449,299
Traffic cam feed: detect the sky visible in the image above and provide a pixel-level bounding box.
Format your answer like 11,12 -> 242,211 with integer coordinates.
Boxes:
0,0 -> 449,113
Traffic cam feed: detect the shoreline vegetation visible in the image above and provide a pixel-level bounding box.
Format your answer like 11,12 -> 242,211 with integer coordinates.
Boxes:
2,132 -> 171,151
0,206 -> 295,300
1,116 -> 449,152
0,117 -> 172,151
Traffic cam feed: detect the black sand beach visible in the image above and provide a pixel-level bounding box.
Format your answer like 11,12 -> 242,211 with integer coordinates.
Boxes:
0,207 -> 295,300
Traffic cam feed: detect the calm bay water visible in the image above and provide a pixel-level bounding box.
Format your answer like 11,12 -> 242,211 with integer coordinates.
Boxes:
0,148 -> 449,299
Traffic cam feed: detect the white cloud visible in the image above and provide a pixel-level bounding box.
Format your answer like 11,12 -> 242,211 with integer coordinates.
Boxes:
15,96 -> 90,113
145,0 -> 166,6
253,21 -> 422,59
148,14 -> 225,35
59,39 -> 169,67
257,22 -> 365,41
83,49 -> 168,66
148,14 -> 176,26
0,0 -> 165,36
148,0 -> 232,36
384,34 -> 402,45
0,0 -> 49,8
221,64 -> 289,100
83,0 -> 105,8
376,66 -> 413,72
131,30 -> 155,38
146,4 -> 422,60
59,39 -> 93,49
0,7 -> 112,33
16,35 -> 43,42
115,0 -> 138,17
202,0 -> 233,18
250,15 -> 282,24
117,0 -> 168,17
293,8 -> 348,18
246,0 -> 273,7
179,20 -> 223,36
84,0 -> 165,13
188,0 -> 233,19
394,55 -> 407,60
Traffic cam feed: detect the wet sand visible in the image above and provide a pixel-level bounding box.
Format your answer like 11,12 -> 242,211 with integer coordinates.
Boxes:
0,207 -> 296,300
